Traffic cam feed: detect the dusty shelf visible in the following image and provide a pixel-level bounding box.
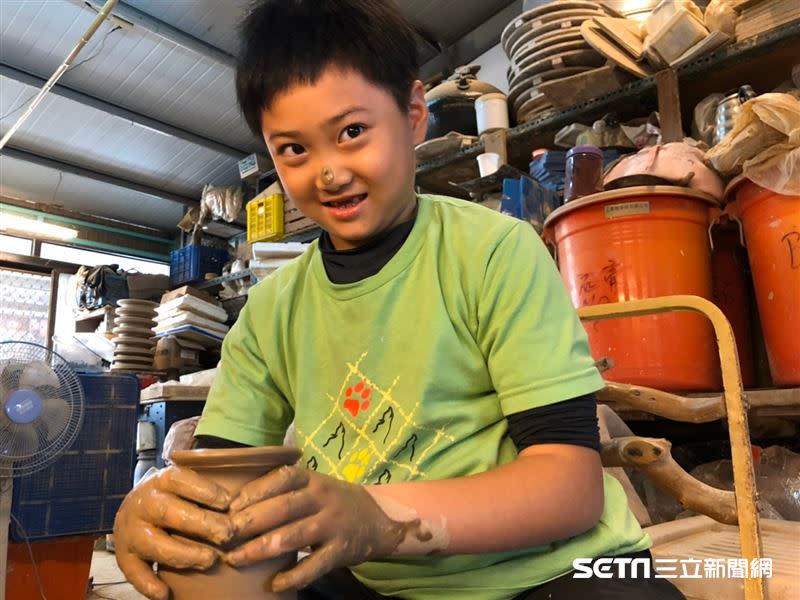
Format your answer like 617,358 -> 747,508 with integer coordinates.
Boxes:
415,21 -> 800,197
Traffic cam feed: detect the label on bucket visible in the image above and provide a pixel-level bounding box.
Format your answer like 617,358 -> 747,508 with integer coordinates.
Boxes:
604,201 -> 651,219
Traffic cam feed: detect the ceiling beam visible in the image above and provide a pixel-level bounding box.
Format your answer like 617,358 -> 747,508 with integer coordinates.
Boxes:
1,63 -> 246,160
2,145 -> 197,207
420,0 -> 521,80
79,0 -> 238,68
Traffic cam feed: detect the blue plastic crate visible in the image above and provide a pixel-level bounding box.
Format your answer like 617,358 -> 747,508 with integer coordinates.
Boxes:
10,371 -> 139,541
169,244 -> 229,286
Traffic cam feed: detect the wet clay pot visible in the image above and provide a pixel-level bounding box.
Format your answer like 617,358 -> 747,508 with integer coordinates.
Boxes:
159,446 -> 302,600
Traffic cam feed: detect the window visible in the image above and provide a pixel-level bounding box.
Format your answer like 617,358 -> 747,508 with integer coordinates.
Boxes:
0,234 -> 33,256
0,268 -> 51,345
39,243 -> 169,276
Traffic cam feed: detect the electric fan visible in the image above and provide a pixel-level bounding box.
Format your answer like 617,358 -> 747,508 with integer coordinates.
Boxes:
0,341 -> 85,600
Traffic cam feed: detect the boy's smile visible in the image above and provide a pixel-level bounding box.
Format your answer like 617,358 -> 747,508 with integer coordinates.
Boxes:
260,67 -> 428,250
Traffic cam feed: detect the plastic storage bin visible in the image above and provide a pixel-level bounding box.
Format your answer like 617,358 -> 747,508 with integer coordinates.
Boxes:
247,193 -> 285,242
10,372 -> 139,540
169,244 -> 229,286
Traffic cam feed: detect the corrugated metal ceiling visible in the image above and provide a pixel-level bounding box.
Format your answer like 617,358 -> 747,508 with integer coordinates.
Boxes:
0,0 -> 515,235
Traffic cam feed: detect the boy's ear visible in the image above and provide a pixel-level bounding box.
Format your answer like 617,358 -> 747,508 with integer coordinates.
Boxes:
408,80 -> 428,145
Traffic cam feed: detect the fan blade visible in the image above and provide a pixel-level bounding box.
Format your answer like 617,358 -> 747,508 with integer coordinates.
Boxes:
0,361 -> 26,398
40,397 -> 71,442
19,361 -> 61,390
2,423 -> 39,459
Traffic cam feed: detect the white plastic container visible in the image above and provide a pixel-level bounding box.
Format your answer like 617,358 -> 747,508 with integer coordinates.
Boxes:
475,93 -> 509,135
645,7 -> 708,65
477,152 -> 501,177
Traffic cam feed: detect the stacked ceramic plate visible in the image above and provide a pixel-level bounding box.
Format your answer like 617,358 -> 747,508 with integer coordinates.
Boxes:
501,0 -> 609,124
111,299 -> 158,372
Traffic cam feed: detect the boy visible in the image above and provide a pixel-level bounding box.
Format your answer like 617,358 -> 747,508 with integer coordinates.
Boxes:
114,2 -> 685,599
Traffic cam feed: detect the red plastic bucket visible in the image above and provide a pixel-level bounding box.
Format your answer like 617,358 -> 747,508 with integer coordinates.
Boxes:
726,180 -> 800,386
544,186 -> 721,391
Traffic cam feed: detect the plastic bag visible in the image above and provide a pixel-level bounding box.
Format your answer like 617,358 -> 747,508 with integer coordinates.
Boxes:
704,0 -> 737,36
706,93 -> 800,194
692,93 -> 724,146
201,184 -> 244,223
758,446 -> 800,521
162,416 -> 201,465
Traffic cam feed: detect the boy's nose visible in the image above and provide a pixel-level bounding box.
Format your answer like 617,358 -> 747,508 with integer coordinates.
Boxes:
315,161 -> 352,192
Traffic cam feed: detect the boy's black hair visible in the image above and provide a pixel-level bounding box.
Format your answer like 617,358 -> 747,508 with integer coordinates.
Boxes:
236,0 -> 421,139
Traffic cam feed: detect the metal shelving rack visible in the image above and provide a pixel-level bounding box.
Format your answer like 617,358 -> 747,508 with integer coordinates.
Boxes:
415,20 -> 800,196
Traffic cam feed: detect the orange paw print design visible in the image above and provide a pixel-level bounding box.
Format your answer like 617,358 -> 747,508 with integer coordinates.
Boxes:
343,380 -> 372,417
343,448 -> 371,482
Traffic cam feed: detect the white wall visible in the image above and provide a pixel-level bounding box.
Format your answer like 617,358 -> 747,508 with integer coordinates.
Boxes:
471,42 -> 510,94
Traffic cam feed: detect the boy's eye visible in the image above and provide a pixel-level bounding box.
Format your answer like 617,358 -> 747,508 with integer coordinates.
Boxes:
339,124 -> 365,142
279,143 -> 306,157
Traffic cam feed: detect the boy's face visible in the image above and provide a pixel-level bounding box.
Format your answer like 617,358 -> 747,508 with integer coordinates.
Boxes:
260,67 -> 428,250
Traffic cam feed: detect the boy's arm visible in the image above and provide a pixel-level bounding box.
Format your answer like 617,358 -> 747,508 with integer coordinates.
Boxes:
226,443 -> 604,592
365,442 -> 604,555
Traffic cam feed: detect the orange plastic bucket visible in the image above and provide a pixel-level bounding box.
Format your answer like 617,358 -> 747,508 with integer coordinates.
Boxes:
710,220 -> 756,388
544,186 -> 721,391
726,180 -> 800,386
6,535 -> 95,600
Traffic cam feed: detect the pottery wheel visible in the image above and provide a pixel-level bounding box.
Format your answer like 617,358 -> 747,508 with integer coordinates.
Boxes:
112,335 -> 156,348
509,29 -> 585,73
511,38 -> 591,73
508,10 -> 604,59
111,362 -> 154,372
517,93 -> 554,121
502,0 -> 606,53
509,66 -> 593,114
112,354 -> 154,365
114,344 -> 156,356
117,299 -> 159,310
507,17 -> 594,62
115,307 -> 157,318
115,315 -> 156,328
507,50 -> 604,108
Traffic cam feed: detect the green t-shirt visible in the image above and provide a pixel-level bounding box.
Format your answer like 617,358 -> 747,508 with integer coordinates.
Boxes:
195,194 -> 650,599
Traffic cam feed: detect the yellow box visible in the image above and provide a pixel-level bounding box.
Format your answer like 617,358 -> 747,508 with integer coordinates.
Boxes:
246,193 -> 284,242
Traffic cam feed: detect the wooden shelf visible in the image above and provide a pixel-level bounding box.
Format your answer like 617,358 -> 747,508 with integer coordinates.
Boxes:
74,306 -> 114,333
415,21 -> 800,197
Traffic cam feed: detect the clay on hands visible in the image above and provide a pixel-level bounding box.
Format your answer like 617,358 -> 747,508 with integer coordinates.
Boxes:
113,466 -> 236,600
226,466 -> 426,591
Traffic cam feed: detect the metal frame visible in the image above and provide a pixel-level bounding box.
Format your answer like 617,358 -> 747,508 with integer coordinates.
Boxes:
578,295 -> 764,600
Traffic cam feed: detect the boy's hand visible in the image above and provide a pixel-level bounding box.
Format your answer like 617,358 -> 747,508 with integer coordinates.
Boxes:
226,466 -> 417,591
113,467 -> 236,600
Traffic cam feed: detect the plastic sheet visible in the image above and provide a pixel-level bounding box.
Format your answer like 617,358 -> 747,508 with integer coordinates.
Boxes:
201,184 -> 244,223
605,142 -> 725,199
704,0 -> 737,36
706,92 -> 800,195
692,93 -> 724,146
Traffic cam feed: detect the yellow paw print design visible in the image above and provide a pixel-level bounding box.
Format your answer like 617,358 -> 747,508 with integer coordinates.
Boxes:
343,448 -> 371,482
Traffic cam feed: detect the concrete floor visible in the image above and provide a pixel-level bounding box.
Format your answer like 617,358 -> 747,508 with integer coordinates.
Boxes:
87,551 -> 146,600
